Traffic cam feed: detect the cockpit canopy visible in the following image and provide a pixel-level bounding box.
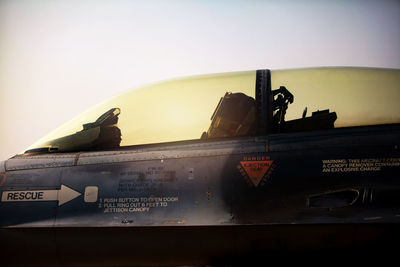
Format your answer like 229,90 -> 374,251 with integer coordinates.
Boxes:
25,67 -> 400,153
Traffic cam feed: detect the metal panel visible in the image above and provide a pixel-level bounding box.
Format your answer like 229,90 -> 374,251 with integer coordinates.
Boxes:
76,139 -> 266,166
5,153 -> 76,171
54,140 -> 267,227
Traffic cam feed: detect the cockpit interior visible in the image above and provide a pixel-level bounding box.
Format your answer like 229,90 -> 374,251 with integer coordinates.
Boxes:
23,67 -> 400,154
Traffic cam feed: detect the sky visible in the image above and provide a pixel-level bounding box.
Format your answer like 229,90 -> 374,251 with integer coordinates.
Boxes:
1,0 -> 400,160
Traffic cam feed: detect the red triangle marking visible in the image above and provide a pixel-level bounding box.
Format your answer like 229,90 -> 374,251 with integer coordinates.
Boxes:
240,160 -> 273,187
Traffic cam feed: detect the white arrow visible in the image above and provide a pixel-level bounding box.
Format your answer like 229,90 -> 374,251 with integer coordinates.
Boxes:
1,184 -> 81,206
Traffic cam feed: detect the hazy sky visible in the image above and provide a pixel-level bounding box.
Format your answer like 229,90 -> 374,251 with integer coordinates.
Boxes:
1,0 -> 400,160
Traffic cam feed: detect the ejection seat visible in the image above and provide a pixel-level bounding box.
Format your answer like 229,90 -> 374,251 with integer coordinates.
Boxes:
202,92 -> 257,139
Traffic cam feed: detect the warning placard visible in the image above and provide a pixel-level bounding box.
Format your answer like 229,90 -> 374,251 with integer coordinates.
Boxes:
238,156 -> 276,187
322,158 -> 400,173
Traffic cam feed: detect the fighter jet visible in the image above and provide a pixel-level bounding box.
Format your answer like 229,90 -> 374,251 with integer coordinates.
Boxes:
1,67 -> 399,266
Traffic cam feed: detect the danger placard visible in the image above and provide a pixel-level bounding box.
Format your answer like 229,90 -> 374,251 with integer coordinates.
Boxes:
238,156 -> 276,187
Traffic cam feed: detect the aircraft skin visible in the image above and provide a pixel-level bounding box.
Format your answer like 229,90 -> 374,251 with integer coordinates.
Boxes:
0,68 -> 399,266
